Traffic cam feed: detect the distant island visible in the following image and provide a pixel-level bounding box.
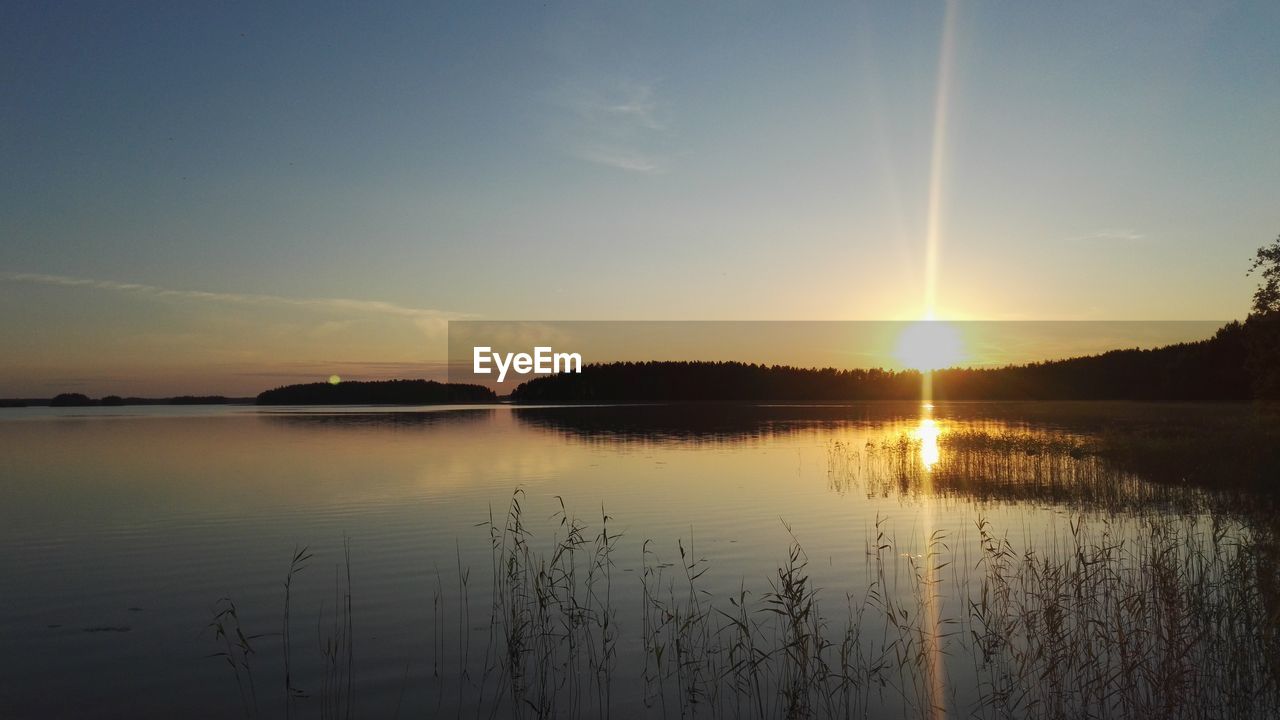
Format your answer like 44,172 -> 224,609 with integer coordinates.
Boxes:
0,381 -> 496,408
13,393 -> 253,408
256,379 -> 496,405
511,321 -> 1264,403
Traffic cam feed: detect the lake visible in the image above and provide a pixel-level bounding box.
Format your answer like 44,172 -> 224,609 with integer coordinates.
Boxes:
1,402 -> 1277,719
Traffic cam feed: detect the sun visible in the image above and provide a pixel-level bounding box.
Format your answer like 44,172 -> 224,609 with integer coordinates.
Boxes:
894,320 -> 964,371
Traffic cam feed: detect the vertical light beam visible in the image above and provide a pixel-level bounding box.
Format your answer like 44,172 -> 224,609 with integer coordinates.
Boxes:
924,0 -> 960,321
921,5 -> 960,719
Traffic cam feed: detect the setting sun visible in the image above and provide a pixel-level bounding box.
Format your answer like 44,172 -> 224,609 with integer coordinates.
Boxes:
894,320 -> 965,371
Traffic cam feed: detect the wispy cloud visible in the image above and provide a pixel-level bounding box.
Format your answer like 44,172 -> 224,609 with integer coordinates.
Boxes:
574,82 -> 664,130
1,272 -> 469,334
1063,228 -> 1147,243
571,144 -> 663,173
559,80 -> 672,173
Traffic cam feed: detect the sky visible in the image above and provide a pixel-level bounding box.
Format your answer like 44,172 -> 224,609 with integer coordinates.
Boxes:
2,1 -> 1279,396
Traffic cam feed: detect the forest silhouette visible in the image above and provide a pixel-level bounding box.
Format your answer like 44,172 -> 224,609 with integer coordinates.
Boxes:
256,378 -> 495,405
508,321 -> 1254,403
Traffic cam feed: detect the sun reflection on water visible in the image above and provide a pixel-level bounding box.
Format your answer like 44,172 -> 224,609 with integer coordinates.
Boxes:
914,416 -> 942,471
913,401 -> 947,720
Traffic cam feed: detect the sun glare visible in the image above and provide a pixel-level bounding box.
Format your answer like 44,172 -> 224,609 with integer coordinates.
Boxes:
914,417 -> 942,470
894,320 -> 964,371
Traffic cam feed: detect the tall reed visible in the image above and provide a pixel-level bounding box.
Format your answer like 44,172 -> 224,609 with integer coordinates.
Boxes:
210,438 -> 1280,718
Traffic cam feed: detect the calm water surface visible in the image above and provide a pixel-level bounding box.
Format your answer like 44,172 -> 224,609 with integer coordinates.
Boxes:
0,402 -> 1263,718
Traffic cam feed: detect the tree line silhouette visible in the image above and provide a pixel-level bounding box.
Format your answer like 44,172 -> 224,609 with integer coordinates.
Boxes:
256,379 -> 495,405
40,393 -> 244,407
929,322 -> 1252,401
1247,233 -> 1280,400
508,323 -> 1251,404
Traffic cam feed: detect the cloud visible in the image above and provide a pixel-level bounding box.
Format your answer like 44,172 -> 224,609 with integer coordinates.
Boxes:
1063,228 -> 1147,243
1,272 -> 470,331
571,144 -> 663,173
559,80 -> 671,173
574,82 -> 664,130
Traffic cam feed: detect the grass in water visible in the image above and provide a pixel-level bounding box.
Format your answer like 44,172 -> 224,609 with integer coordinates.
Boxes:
211,438 -> 1280,719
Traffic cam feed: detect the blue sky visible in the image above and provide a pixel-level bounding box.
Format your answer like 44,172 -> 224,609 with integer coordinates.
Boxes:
2,1 -> 1278,394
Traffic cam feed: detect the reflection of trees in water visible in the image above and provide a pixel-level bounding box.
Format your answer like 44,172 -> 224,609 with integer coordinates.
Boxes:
518,402 -> 1278,507
258,408 -> 494,431
514,403 -> 923,445
514,401 -> 1272,448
